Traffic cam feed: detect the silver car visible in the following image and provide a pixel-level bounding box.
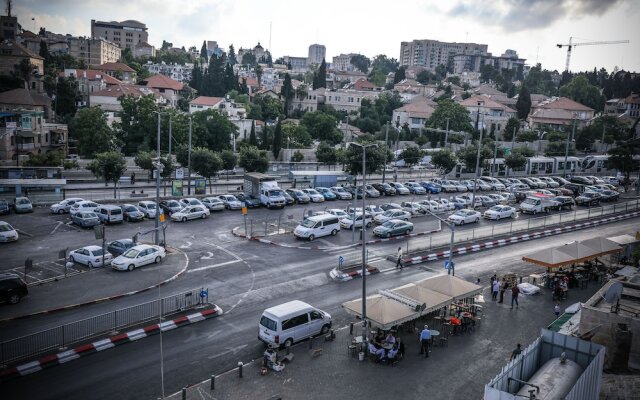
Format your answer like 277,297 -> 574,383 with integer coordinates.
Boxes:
202,197 -> 225,211
50,198 -> 85,214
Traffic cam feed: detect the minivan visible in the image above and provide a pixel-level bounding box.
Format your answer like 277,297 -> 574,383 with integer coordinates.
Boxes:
14,197 -> 33,213
258,300 -> 332,348
293,214 -> 340,241
96,205 -> 124,224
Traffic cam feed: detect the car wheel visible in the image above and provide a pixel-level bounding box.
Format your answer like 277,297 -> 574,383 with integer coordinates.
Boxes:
386,232 -> 391,238
510,213 -> 515,219
201,213 -> 206,219
331,229 -> 337,236
308,234 -> 315,241
88,261 -> 93,268
475,218 -> 480,223
283,338 -> 294,348
58,209 -> 64,214
366,222 -> 372,228
182,217 -> 187,222
9,294 -> 20,304
460,220 -> 465,225
128,264 -> 135,271
70,255 -> 75,263
532,210 -> 537,215
320,324 -> 330,335
155,256 -> 161,263
405,229 -> 411,235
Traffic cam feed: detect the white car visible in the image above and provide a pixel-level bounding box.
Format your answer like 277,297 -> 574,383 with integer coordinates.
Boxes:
138,201 -> 158,218
436,198 -> 456,211
171,205 -> 210,222
301,189 -> 325,203
69,200 -> 100,216
50,197 -> 84,214
417,199 -> 442,213
374,209 -> 411,224
486,193 -> 508,204
585,176 -> 605,185
447,209 -> 481,225
111,244 -> 166,271
389,182 -> 410,195
538,177 -> 559,188
455,194 -> 482,208
499,192 -> 517,203
401,201 -> 426,215
218,195 -> 242,210
435,180 -> 458,193
529,177 -> 548,188
474,179 -> 492,191
330,187 -> 353,200
0,221 -> 19,242
202,197 -> 225,211
602,176 -> 620,186
449,180 -> 469,192
483,205 -> 517,220
326,209 -> 350,219
361,205 -> 385,217
508,183 -> 530,192
179,197 -> 204,207
69,245 -> 113,268
339,213 -> 373,229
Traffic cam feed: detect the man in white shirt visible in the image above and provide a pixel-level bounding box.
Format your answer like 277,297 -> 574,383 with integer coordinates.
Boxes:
396,247 -> 403,270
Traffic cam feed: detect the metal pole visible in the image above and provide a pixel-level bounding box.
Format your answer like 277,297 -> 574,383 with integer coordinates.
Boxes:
444,118 -> 450,148
382,124 -> 388,183
511,126 -> 516,150
155,112 -> 161,245
188,116 -> 193,195
471,120 -> 484,207
168,115 -> 172,165
563,119 -> 576,178
448,225 -> 455,276
159,285 -> 165,398
361,145 -> 368,343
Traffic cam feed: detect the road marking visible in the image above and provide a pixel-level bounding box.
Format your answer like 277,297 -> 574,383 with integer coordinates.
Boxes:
201,251 -> 215,260
206,344 -> 248,360
187,260 -> 243,273
50,221 -> 64,235
179,241 -> 192,249
17,229 -> 33,237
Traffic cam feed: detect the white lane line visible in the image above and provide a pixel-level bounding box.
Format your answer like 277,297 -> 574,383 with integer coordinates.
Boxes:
50,221 -> 64,235
187,259 -> 243,273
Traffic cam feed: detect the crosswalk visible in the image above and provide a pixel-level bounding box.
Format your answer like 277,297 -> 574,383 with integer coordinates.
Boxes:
322,246 -> 387,265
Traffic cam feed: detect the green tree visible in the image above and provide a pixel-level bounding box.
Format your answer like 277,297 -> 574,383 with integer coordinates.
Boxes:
255,64 -> 263,86
159,155 -> 175,180
315,141 -> 337,165
513,147 -> 535,157
280,73 -> 294,117
559,75 -> 606,112
115,94 -> 160,154
546,131 -> 567,142
399,146 -> 422,167
313,58 -> 327,89
248,120 -> 258,146
516,131 -> 539,142
228,44 -> 237,65
272,120 -> 283,159
261,124 -> 270,150
301,111 -> 342,144
416,70 -> 436,85
71,107 -> 118,157
457,144 -> 492,172
393,66 -> 406,84
504,153 -> 527,176
239,145 -> 269,172
608,140 -> 640,185
191,109 -> 237,152
134,151 -> 154,181
545,141 -> 574,157
53,76 -> 79,122
291,150 -> 304,162
343,143 -> 385,176
504,117 -> 520,140
191,147 -> 222,191
350,54 -> 370,74
426,98 -> 473,132
252,94 -> 283,121
24,150 -> 64,167
515,85 -> 531,120
200,40 -> 208,63
523,64 -> 558,97
87,152 -> 127,198
282,122 -> 312,148
431,149 -> 458,173
368,55 -> 398,86
220,150 -> 238,171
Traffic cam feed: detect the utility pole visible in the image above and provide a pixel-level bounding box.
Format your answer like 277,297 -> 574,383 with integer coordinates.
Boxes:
471,116 -> 484,207
382,124 -> 389,183
510,126 -> 516,151
168,115 -> 172,164
492,139 -> 498,177
187,116 -> 192,195
444,118 -> 450,148
154,112 -> 161,245
563,119 -> 576,178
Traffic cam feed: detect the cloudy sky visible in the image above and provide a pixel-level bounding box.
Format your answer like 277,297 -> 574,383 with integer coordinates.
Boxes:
13,0 -> 640,72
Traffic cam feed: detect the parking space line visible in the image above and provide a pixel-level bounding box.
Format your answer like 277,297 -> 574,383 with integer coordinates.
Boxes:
187,260 -> 243,273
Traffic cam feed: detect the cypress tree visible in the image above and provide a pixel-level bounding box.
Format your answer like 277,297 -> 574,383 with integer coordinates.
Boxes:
516,85 -> 532,120
272,120 -> 282,159
248,121 -> 258,147
200,40 -> 208,63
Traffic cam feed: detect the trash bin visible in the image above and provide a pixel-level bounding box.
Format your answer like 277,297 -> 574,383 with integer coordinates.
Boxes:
358,352 -> 365,361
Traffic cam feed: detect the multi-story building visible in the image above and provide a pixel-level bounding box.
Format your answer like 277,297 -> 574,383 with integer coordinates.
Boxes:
141,74 -> 184,107
528,97 -> 594,131
143,62 -> 193,83
324,89 -> 379,114
68,37 -> 121,67
134,41 -> 156,58
307,44 -> 326,66
461,95 -> 517,136
206,41 -> 223,59
89,84 -> 165,113
282,56 -> 307,73
0,14 -> 19,41
392,98 -> 436,133
332,53 -> 359,72
61,68 -> 122,107
400,39 -> 488,72
605,93 -> 640,118
238,43 -> 268,63
94,62 -> 137,84
90,19 -> 148,50
0,40 -> 44,93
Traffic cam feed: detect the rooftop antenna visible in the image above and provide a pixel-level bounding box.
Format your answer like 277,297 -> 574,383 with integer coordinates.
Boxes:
269,21 -> 272,53
6,0 -> 12,17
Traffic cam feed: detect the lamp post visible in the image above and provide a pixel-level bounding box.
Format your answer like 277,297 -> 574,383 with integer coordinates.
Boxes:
563,119 -> 576,178
152,111 -> 162,245
187,115 -> 193,195
444,118 -> 450,148
423,208 -> 456,276
382,124 -> 389,183
350,142 -> 377,342
471,114 -> 484,207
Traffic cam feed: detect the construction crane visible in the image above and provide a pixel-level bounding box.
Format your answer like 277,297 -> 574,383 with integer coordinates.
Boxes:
557,37 -> 629,72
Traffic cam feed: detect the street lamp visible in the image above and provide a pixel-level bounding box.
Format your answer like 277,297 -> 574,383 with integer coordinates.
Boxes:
187,115 -> 193,195
349,142 -> 377,343
152,111 -> 163,245
423,208 -> 456,276
471,113 -> 485,207
563,119 -> 577,178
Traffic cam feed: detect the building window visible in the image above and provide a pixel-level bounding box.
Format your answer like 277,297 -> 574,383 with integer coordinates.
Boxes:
37,135 -> 41,144
45,133 -> 48,143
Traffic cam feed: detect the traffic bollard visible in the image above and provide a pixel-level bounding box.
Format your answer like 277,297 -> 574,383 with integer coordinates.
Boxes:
349,322 -> 354,335
182,386 -> 187,400
308,336 -> 313,349
238,361 -> 243,378
210,375 -> 215,391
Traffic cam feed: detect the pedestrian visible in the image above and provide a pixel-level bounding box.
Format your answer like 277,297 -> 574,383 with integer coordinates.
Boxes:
396,247 -> 403,270
510,343 -> 522,361
511,284 -> 520,309
498,278 -> 508,303
491,273 -> 497,283
491,279 -> 500,301
131,172 -> 136,185
554,303 -> 561,318
419,325 -> 431,358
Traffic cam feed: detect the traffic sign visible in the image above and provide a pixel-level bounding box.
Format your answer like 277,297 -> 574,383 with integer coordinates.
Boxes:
159,213 -> 166,222
175,167 -> 184,179
444,260 -> 454,270
241,206 -> 248,215
200,289 -> 208,298
338,256 -> 344,268
94,225 -> 104,240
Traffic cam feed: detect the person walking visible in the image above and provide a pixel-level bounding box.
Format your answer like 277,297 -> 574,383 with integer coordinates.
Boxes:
396,247 -> 403,270
511,284 -> 520,309
419,325 -> 431,358
554,303 -> 561,318
491,279 -> 500,301
510,344 -> 522,361
498,278 -> 508,303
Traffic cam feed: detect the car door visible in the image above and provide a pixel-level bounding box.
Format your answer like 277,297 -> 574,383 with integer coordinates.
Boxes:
77,249 -> 89,264
308,310 -> 325,336
135,249 -> 150,267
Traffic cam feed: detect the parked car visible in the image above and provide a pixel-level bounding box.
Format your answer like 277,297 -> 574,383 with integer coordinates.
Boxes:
570,176 -> 593,185
236,193 -> 261,208
364,185 -> 381,198
286,189 -> 311,204
374,209 -> 411,224
159,200 -> 182,215
575,192 -> 601,207
0,273 -> 28,304
454,194 -> 482,208
379,203 -> 402,211
404,182 -> 427,195
171,205 -> 210,221
459,180 -> 478,192
532,189 -> 555,196
417,199 -> 442,213
449,180 -> 469,192
111,244 -> 166,271
69,245 -> 112,267
70,200 -> 101,216
548,187 -> 574,197
518,177 -> 537,188
473,179 -> 493,191
602,176 -> 620,186
498,192 -> 517,204
0,221 -> 19,243
329,187 -> 352,200
71,211 -> 101,228
435,180 -> 458,193
447,209 -> 481,225
361,205 -> 385,217
483,205 -> 517,220
549,196 -> 574,210
301,188 -> 325,203
201,197 -> 225,211
436,198 -> 456,211
107,239 -> 136,256
95,205 -> 124,224
478,177 -> 505,191
281,191 -> 295,205
50,197 -> 85,214
120,204 -> 145,222
0,199 -> 9,215
528,177 -> 548,188
373,219 -> 414,238
13,197 -> 33,213
401,201 -> 426,215
550,176 -> 571,186
315,187 -> 337,201
599,190 -> 620,202
137,201 -> 158,218
326,209 -> 350,219
562,183 -> 586,197
507,183 -> 530,192
486,193 -> 508,205
585,176 -> 605,185
418,181 -> 441,194
538,177 -> 560,188
389,182 -> 410,195
218,194 -> 243,210
339,212 -> 373,229
477,195 -> 497,208
372,183 -> 397,196
179,197 -> 204,208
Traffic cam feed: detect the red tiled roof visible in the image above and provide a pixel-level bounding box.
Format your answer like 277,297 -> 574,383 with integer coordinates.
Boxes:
0,39 -> 44,60
94,62 -> 136,73
0,88 -> 50,106
63,69 -> 122,85
535,97 -> 594,112
354,78 -> 376,90
142,74 -> 183,91
190,96 -> 223,106
460,95 -> 516,112
624,93 -> 640,104
243,77 -> 259,86
91,84 -> 159,98
395,101 -> 435,119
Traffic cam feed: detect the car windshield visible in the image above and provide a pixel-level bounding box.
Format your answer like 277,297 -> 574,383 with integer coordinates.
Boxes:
122,249 -> 140,258
83,212 -> 97,218
306,189 -> 319,195
489,206 -> 501,212
17,199 -> 30,204
169,201 -> 180,207
124,206 -> 137,212
300,219 -> 316,228
382,210 -> 395,217
268,190 -> 283,196
453,211 -> 465,217
381,220 -> 396,228
92,248 -> 105,256
0,224 -> 14,232
146,203 -> 156,209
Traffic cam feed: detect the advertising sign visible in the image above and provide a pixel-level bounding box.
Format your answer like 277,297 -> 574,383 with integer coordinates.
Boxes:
194,179 -> 206,195
172,180 -> 183,196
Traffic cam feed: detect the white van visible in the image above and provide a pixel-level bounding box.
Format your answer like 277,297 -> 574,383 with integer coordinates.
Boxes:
95,205 -> 124,224
293,214 -> 340,241
258,300 -> 332,348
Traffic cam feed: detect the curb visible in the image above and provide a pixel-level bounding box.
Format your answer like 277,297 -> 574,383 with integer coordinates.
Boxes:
0,306 -> 223,380
402,210 -> 640,266
0,247 -> 190,323
329,265 -> 379,281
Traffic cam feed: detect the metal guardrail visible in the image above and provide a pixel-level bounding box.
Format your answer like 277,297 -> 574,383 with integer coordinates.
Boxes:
406,198 -> 640,254
0,288 -> 205,367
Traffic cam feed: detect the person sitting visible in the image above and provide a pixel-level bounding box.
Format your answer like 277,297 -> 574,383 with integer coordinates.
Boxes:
385,345 -> 399,364
374,331 -> 385,345
385,333 -> 396,346
450,316 -> 462,334
396,337 -> 405,359
368,342 -> 385,361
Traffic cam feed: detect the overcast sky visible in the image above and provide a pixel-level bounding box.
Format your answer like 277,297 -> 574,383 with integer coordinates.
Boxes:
13,0 -> 640,73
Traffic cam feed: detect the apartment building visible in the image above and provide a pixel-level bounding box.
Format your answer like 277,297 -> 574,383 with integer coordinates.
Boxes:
91,19 -> 148,50
282,55 -> 307,73
400,39 -> 488,72
528,97 -> 594,131
134,41 -> 156,58
392,98 -> 436,133
94,62 -> 137,84
461,95 -> 516,136
307,44 -> 326,66
143,62 -> 193,83
0,40 -> 44,92
141,74 -> 184,107
89,84 -> 165,113
61,68 -> 122,107
68,37 -> 121,67
332,53 -> 358,72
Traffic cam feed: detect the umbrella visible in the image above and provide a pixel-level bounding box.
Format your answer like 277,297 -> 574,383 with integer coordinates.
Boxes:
342,294 -> 419,330
391,283 -> 453,314
556,241 -> 599,263
580,237 -> 622,257
414,274 -> 482,299
522,247 -> 577,268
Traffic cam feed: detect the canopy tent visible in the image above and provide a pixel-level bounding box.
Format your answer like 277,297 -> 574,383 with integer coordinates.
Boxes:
556,241 -> 602,263
390,283 -> 453,315
342,294 -> 420,330
607,234 -> 639,246
522,247 -> 577,268
580,237 -> 622,257
414,274 -> 483,300
523,237 -> 623,269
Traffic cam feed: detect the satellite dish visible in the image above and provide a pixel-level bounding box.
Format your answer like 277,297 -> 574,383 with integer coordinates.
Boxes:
603,282 -> 623,304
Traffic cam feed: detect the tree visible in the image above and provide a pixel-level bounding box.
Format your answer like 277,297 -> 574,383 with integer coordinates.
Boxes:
516,131 -> 539,142
272,120 -> 283,159
24,150 -> 64,167
416,70 -> 436,85
315,141 -> 338,165
191,147 -> 222,191
426,98 -> 473,132
248,120 -> 258,147
228,44 -> 237,65
220,150 -> 238,172
545,141 -> 574,157
200,41 -> 208,63
504,117 -> 520,140
191,109 -> 237,152
71,107 -> 118,157
291,150 -> 304,162
559,75 -> 606,112
261,124 -> 270,150
504,153 -> 527,176
313,58 -> 327,89
87,152 -> 127,198
457,144 -> 492,172
301,111 -> 342,144
608,140 -> 640,185
431,150 -> 458,173
343,143 -> 386,176
523,64 -> 558,97
239,146 -> 269,172
350,54 -> 370,74
368,54 -> 398,86
513,147 -> 535,157
134,151 -> 155,181
282,122 -> 312,148
280,73 -> 294,117
115,94 -> 160,154
53,76 -> 79,121
515,85 -> 531,120
393,66 -> 406,84
255,64 -> 263,86
399,146 -> 422,167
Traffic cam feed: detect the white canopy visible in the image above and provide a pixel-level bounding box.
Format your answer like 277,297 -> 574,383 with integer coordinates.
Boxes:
414,274 -> 483,300
391,283 -> 453,315
342,294 -> 419,330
